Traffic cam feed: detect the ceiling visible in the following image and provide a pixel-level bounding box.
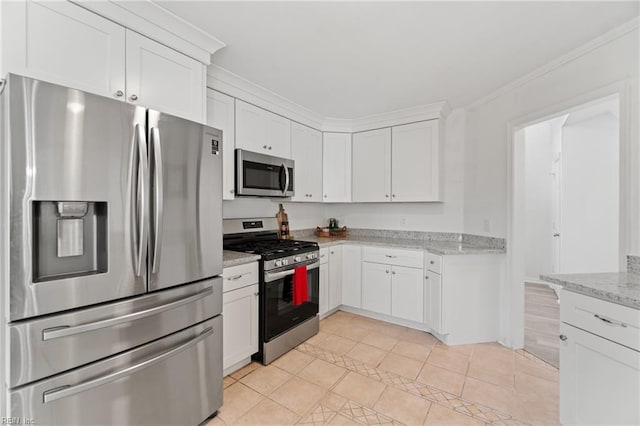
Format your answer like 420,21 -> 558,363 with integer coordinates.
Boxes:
157,1 -> 639,119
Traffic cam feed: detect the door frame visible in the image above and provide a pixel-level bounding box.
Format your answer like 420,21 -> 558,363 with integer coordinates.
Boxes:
504,79 -> 634,348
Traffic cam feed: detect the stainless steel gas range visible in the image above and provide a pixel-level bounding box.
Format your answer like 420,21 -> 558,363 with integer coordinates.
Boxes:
223,218 -> 320,364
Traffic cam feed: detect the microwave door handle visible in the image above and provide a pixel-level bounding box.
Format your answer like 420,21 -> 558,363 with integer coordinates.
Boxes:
282,162 -> 289,195
150,127 -> 164,274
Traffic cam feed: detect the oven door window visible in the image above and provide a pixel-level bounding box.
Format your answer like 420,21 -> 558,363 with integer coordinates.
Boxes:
243,161 -> 293,192
263,266 -> 319,341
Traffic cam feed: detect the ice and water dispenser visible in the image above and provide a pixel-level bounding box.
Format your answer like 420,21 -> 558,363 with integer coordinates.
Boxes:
32,201 -> 108,282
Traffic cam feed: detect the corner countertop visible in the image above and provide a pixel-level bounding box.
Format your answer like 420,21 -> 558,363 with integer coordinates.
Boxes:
295,235 -> 506,255
540,272 -> 640,310
223,250 -> 261,268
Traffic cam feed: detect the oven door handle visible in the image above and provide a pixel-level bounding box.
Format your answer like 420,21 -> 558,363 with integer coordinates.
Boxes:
264,260 -> 320,283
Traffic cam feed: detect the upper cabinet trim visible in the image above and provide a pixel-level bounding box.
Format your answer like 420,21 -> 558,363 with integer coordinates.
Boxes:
71,0 -> 226,65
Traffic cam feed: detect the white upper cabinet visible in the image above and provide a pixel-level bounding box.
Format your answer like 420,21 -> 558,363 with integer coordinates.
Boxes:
235,100 -> 291,158
322,133 -> 352,202
126,30 -> 205,122
2,0 -> 126,98
1,1 -> 206,123
352,128 -> 392,202
392,120 -> 441,201
207,89 -> 235,200
291,123 -> 323,202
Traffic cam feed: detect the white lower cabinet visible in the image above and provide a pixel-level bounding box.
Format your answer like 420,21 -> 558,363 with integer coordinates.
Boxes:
424,270 -> 443,333
391,266 -> 423,323
328,247 -> 342,311
222,263 -> 259,375
341,245 -> 362,308
559,290 -> 640,425
361,261 -> 392,315
319,263 -> 329,316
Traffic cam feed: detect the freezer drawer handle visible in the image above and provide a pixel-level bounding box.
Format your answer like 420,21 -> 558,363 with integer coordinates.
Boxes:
42,326 -> 214,404
42,287 -> 213,341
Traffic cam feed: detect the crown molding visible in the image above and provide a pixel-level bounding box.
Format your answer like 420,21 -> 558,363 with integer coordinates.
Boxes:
207,65 -> 451,133
71,0 -> 226,65
466,16 -> 640,111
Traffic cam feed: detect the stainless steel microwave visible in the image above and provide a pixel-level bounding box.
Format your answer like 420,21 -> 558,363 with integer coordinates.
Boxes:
235,149 -> 294,197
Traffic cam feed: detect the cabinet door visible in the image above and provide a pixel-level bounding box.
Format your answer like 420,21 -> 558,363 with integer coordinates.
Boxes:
560,323 -> 640,425
328,247 -> 342,310
265,111 -> 291,158
291,123 -> 323,202
424,271 -> 443,333
361,262 -> 391,315
391,266 -> 424,323
319,263 -> 329,316
222,284 -> 259,372
207,90 -> 235,200
2,0 -> 125,99
322,133 -> 352,202
235,100 -> 267,153
392,120 -> 440,201
352,128 -> 391,202
125,30 -> 205,122
341,245 -> 362,308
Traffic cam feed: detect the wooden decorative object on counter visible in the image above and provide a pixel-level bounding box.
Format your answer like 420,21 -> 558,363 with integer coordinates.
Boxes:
276,204 -> 291,240
315,226 -> 348,238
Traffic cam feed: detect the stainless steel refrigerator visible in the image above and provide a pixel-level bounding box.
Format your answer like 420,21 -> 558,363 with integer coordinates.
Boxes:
0,74 -> 223,425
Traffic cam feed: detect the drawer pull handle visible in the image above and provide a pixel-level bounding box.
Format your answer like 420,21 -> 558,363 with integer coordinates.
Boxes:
594,314 -> 627,328
385,255 -> 397,258
228,274 -> 246,281
559,334 -> 567,341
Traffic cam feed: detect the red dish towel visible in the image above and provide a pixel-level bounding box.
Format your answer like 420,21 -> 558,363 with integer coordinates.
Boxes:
292,265 -> 308,306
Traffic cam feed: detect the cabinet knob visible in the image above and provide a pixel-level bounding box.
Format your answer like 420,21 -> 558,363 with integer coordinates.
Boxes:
392,194 -> 396,198
263,145 -> 267,149
268,146 -> 272,150
385,270 -> 389,274
385,194 -> 389,198
324,195 -> 327,198
129,94 -> 138,101
254,292 -> 259,296
425,276 -> 429,279
114,90 -> 124,98
392,271 -> 396,275
230,189 -> 234,194
559,334 -> 567,341
430,260 -> 435,264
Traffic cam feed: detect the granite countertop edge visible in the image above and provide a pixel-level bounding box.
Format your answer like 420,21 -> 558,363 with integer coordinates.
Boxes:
540,273 -> 640,310
298,236 -> 506,255
222,250 -> 261,268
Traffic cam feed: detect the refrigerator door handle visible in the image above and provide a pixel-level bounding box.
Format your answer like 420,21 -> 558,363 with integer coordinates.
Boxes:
133,123 -> 149,277
42,326 -> 214,404
150,127 -> 164,274
41,287 -> 214,341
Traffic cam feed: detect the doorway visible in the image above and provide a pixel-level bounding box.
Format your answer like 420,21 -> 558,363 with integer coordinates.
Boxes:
520,95 -> 620,366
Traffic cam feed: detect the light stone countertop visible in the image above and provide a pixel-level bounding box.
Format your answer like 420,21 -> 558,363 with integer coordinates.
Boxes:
295,235 -> 506,255
222,250 -> 261,268
540,272 -> 640,310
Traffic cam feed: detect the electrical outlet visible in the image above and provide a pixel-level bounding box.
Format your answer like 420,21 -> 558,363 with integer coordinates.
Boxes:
400,216 -> 407,226
483,219 -> 491,233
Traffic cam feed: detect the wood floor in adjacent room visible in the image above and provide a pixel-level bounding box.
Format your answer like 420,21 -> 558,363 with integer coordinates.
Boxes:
209,311 -> 559,426
524,282 -> 560,368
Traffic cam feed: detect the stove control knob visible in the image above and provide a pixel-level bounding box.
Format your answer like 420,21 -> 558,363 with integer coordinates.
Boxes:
275,260 -> 283,267
306,254 -> 313,260
294,256 -> 301,262
282,259 -> 289,265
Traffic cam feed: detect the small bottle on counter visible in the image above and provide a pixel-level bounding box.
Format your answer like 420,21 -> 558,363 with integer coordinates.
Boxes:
276,203 -> 290,240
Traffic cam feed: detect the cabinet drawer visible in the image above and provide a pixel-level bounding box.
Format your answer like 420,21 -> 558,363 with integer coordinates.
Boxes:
425,252 -> 442,274
319,247 -> 329,265
223,262 -> 259,293
362,246 -> 423,268
561,289 -> 640,351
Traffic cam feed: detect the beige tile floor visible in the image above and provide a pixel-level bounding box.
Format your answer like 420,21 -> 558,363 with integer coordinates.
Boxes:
208,311 -> 559,426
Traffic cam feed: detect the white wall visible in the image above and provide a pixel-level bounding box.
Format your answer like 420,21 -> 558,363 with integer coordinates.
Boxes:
326,108 -> 466,232
561,112 -> 619,272
463,27 -> 639,257
524,121 -> 554,279
223,198 -> 326,231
